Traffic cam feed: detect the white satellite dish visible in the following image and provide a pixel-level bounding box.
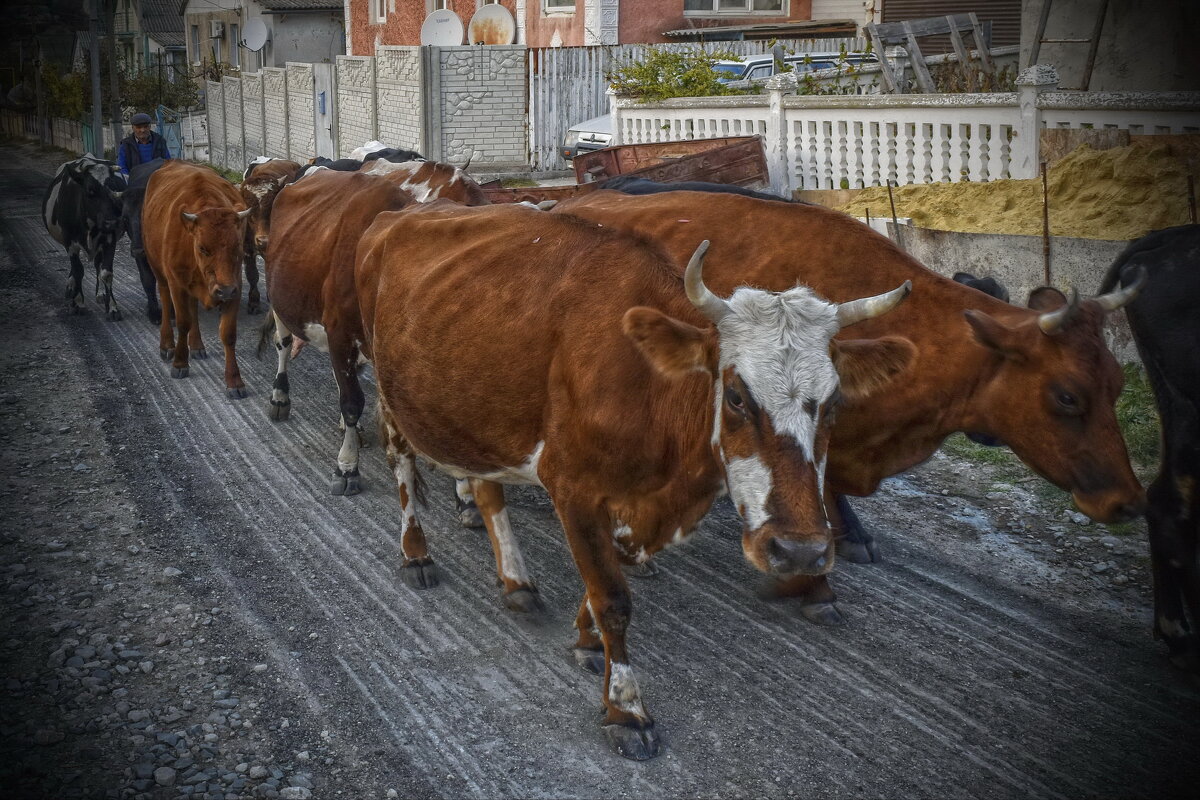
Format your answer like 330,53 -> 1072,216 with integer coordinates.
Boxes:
420,9 -> 465,46
243,18 -> 269,51
468,3 -> 516,45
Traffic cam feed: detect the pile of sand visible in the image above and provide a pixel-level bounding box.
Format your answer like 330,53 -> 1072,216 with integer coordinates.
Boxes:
836,140 -> 1194,240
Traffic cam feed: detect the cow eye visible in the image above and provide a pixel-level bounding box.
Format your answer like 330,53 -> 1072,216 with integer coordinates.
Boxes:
1055,391 -> 1082,414
198,247 -> 210,257
725,387 -> 744,411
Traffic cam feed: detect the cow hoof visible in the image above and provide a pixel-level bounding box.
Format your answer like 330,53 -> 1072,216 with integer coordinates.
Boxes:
159,348 -> 172,362
268,400 -> 291,421
625,560 -> 660,579
503,587 -> 542,613
226,386 -> 247,400
836,537 -> 881,564
455,499 -> 485,528
108,308 -> 122,322
799,601 -> 844,627
193,348 -> 208,360
603,723 -> 660,761
330,470 -> 361,496
573,647 -> 605,675
170,367 -> 189,379
400,559 -> 438,590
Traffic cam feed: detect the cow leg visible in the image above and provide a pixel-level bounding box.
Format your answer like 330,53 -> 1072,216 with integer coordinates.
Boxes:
762,573 -> 842,626
94,247 -> 120,321
470,478 -> 540,612
189,298 -> 207,359
329,340 -> 365,495
168,286 -> 192,378
132,248 -> 160,324
833,492 -> 880,563
454,478 -> 485,528
572,598 -> 605,674
267,311 -> 293,421
382,423 -> 437,589
559,503 -> 659,760
157,281 -> 175,361
1147,468 -> 1200,669
243,248 -> 261,314
65,245 -> 85,314
219,298 -> 246,399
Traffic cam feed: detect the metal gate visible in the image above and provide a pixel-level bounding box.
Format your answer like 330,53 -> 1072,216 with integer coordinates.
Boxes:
156,106 -> 183,158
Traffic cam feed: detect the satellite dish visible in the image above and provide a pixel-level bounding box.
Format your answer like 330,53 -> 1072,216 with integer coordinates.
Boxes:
243,18 -> 269,51
420,9 -> 465,46
468,3 -> 516,45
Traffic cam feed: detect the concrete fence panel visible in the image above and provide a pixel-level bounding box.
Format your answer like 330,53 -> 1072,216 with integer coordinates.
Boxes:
207,81 -> 226,169
222,76 -> 245,172
286,63 -> 316,162
376,47 -> 425,156
242,73 -> 267,162
336,56 -> 377,157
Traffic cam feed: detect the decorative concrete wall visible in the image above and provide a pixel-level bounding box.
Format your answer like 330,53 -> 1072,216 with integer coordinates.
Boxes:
436,46 -> 526,167
336,56 -> 377,158
286,63 -> 316,162
242,73 -> 266,162
221,77 -> 245,171
262,68 -> 289,159
207,81 -> 225,169
376,47 -> 425,156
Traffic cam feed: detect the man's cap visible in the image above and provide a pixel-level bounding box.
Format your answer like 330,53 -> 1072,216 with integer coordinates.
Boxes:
131,112 -> 153,125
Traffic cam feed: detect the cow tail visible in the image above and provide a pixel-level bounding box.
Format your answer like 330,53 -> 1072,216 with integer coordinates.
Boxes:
255,307 -> 276,359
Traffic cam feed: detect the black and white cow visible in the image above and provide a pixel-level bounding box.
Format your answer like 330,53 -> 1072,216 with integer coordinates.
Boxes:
42,155 -> 127,319
121,157 -> 169,324
1099,224 -> 1197,670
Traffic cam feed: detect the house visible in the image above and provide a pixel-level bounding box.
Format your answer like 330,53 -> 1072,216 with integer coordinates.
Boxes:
71,1 -> 187,80
181,0 -> 344,72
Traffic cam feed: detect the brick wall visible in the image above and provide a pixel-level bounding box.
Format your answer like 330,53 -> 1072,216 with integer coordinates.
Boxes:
286,63 -> 315,161
376,47 -> 424,156
242,73 -> 266,162
336,56 -> 377,158
262,69 -> 290,159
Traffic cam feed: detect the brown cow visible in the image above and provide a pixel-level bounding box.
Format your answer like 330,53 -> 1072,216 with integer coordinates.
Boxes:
552,189 -> 1146,622
356,202 -> 914,759
142,161 -> 252,397
263,160 -> 488,497
240,157 -> 302,314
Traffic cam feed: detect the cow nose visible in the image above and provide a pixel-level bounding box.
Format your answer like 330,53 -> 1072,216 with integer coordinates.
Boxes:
766,537 -> 828,574
1112,501 -> 1145,523
214,285 -> 238,302
254,235 -> 269,251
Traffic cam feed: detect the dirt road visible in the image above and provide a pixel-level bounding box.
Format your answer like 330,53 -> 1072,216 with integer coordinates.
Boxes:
1,143 -> 1197,799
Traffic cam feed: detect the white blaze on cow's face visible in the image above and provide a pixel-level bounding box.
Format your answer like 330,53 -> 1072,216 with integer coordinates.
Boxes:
710,286 -> 843,575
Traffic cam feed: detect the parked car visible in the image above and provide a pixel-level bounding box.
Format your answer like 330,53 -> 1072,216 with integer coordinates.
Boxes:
561,51 -> 877,161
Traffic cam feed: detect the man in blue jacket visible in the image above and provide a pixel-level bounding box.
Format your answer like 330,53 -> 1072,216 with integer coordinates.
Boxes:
117,112 -> 171,175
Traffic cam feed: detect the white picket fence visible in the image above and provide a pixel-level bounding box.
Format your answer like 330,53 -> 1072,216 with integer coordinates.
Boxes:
611,74 -> 1200,195
528,38 -> 863,172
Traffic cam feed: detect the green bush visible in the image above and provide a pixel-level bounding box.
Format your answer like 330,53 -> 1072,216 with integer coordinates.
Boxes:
607,47 -> 751,102
1116,362 -> 1161,469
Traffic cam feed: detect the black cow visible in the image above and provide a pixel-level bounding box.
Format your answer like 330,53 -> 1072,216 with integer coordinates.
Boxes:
598,175 -> 798,203
1099,224 -> 1197,669
953,271 -> 1011,303
121,158 -> 169,324
42,155 -> 127,319
363,147 -> 425,163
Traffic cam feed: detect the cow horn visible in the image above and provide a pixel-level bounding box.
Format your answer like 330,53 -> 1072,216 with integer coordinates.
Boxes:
236,207 -> 253,220
1093,265 -> 1146,312
836,280 -> 912,328
181,210 -> 198,222
684,241 -> 731,324
1037,288 -> 1081,334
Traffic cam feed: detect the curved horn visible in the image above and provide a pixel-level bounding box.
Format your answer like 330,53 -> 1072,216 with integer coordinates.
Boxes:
181,210 -> 198,222
1093,265 -> 1146,312
235,207 -> 253,220
836,280 -> 912,328
1037,288 -> 1080,334
683,240 -> 731,324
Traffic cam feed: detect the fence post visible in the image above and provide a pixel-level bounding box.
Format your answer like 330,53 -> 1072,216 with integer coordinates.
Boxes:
608,89 -> 621,147
765,75 -> 791,197
1013,65 -> 1058,179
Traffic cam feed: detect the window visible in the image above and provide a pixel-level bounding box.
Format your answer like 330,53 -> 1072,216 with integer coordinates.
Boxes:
213,33 -> 222,65
544,0 -> 575,12
427,0 -> 448,10
190,25 -> 200,64
230,23 -> 240,69
374,0 -> 388,23
684,0 -> 786,14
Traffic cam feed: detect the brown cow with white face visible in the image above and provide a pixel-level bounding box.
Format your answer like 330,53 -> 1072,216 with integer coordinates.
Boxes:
263,160 -> 488,495
142,161 -> 252,397
552,189 -> 1146,622
356,202 -> 914,760
239,157 -> 302,314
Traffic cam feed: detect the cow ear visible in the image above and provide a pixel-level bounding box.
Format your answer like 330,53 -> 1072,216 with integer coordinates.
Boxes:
1027,286 -> 1067,311
964,309 -> 1026,360
623,306 -> 713,378
831,336 -> 917,402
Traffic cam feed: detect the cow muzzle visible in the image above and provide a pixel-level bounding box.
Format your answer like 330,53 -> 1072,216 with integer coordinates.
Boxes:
755,535 -> 833,576
254,235 -> 269,252
213,285 -> 239,303
1073,490 -> 1146,524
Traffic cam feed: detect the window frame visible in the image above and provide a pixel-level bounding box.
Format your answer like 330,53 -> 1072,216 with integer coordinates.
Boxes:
684,0 -> 789,16
544,0 -> 576,15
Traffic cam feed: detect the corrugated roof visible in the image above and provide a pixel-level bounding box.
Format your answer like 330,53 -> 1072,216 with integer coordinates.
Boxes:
140,0 -> 184,48
663,19 -> 859,39
259,0 -> 344,10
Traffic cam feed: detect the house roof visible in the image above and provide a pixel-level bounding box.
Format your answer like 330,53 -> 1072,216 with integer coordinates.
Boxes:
141,0 -> 184,48
258,0 -> 344,11
663,19 -> 858,41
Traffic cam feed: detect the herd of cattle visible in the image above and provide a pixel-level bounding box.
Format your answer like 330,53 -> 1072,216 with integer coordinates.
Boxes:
39,145 -> 1198,759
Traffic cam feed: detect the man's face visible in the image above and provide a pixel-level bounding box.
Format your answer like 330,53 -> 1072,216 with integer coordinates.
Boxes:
133,123 -> 151,143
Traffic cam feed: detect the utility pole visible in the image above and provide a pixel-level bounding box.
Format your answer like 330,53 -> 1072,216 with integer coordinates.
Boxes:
105,0 -> 122,152
89,0 -> 103,155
